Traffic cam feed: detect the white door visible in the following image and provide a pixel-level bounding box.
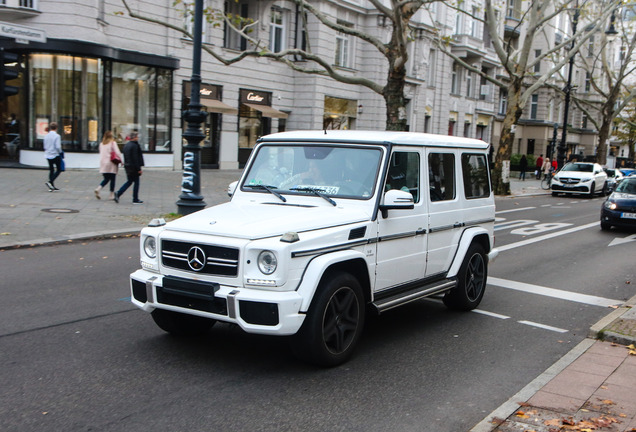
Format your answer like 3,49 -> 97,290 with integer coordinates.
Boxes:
425,149 -> 464,276
375,149 -> 427,291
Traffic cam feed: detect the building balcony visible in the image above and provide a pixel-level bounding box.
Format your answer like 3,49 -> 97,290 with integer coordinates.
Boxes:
451,34 -> 487,61
0,0 -> 40,19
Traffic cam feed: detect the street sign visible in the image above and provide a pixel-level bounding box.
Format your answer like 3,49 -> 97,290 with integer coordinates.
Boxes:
0,21 -> 46,43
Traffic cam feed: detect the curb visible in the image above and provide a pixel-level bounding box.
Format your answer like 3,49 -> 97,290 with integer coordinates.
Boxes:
589,293 -> 636,346
471,293 -> 636,432
469,338 -> 596,432
0,229 -> 140,250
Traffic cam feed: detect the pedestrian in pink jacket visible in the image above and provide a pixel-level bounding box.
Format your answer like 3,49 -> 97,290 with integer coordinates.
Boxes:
94,131 -> 123,200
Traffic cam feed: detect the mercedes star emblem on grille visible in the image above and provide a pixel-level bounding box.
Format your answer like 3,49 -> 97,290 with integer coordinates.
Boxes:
187,246 -> 206,271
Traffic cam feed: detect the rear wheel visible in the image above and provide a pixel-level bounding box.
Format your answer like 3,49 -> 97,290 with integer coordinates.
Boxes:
601,182 -> 608,196
151,309 -> 216,336
444,243 -> 487,311
290,272 -> 365,367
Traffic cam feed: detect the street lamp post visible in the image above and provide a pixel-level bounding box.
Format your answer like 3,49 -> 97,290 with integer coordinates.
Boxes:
557,7 -> 579,170
177,0 -> 207,215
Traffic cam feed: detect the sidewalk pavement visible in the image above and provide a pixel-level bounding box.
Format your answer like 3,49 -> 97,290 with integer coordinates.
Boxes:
2,165 -> 634,431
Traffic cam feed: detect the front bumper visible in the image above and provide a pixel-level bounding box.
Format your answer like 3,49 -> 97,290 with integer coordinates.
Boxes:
130,269 -> 306,335
551,182 -> 592,194
601,208 -> 636,228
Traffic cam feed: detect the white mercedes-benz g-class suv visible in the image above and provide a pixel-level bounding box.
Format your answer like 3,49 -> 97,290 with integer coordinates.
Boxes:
130,130 -> 498,366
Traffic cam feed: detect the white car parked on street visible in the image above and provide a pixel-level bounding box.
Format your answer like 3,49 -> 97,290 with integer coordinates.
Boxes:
130,131 -> 499,366
551,162 -> 608,197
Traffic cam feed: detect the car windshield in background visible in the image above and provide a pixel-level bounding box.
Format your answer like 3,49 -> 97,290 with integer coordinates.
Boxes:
616,178 -> 636,194
242,144 -> 383,199
562,163 -> 593,172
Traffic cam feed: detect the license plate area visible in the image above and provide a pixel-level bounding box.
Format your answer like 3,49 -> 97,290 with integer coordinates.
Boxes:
157,276 -> 227,315
621,212 -> 636,219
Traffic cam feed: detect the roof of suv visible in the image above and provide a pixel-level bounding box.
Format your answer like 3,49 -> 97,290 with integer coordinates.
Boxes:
259,130 -> 490,150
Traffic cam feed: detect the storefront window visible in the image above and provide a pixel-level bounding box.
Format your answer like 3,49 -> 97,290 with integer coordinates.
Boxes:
29,54 -> 102,151
109,63 -> 171,151
323,96 -> 357,130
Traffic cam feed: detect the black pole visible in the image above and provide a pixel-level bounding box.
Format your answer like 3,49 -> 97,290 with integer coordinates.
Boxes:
177,0 -> 207,215
550,122 -> 559,161
558,7 -> 579,170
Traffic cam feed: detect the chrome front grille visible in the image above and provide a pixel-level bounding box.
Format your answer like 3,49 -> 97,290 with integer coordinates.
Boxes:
559,177 -> 580,185
161,240 -> 239,277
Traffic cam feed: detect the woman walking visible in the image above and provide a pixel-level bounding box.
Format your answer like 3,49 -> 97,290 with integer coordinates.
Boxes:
95,131 -> 123,200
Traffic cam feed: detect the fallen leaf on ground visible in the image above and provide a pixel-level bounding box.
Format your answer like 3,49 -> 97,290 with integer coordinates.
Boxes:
0,232 -> 11,235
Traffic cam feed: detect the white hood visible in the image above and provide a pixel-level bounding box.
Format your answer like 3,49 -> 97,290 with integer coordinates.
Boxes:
164,202 -> 371,239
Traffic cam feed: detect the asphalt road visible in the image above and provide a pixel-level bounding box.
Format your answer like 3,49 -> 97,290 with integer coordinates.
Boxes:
1,193 -> 634,432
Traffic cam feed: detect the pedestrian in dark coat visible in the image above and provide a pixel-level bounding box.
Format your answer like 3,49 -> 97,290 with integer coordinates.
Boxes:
114,132 -> 145,204
519,154 -> 528,180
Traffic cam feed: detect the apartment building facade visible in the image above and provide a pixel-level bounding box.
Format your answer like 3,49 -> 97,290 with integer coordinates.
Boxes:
0,0 -> 619,170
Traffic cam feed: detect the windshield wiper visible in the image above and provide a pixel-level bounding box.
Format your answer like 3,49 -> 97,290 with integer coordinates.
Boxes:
290,187 -> 336,206
244,184 -> 286,202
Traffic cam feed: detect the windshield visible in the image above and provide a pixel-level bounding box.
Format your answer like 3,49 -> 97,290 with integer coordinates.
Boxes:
616,178 -> 636,194
242,144 -> 383,199
562,163 -> 593,173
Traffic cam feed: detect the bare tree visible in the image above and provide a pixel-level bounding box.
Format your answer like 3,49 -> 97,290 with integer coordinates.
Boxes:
121,0 -> 437,131
436,0 -> 618,194
613,94 -> 636,165
569,7 -> 636,166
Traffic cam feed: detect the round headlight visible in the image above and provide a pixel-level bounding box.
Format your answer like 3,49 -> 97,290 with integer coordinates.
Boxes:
144,236 -> 157,258
257,250 -> 277,275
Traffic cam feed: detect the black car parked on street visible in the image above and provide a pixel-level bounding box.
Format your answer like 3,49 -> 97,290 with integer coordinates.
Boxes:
601,177 -> 636,230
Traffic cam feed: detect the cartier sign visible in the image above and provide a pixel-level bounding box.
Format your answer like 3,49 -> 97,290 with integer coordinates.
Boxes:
240,89 -> 270,106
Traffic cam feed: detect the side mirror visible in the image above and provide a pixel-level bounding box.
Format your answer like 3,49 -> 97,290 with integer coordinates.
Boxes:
228,181 -> 238,197
379,189 -> 414,218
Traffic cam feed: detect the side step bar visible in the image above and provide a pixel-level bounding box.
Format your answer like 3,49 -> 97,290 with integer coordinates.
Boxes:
372,280 -> 456,313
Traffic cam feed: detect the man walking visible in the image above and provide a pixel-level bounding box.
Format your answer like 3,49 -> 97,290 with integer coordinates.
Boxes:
44,122 -> 63,191
535,154 -> 544,180
114,132 -> 144,204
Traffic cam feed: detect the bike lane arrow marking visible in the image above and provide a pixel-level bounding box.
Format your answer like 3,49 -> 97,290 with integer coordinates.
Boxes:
608,234 -> 636,247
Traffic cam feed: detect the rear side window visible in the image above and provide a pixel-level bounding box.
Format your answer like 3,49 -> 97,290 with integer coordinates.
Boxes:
428,153 -> 455,202
462,153 -> 490,199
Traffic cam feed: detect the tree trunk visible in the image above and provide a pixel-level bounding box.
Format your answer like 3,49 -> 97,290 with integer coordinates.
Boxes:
595,92 -> 618,166
492,82 -> 524,195
384,67 -> 408,131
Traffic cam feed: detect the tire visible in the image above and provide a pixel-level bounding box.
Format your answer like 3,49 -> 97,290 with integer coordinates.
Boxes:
151,309 -> 216,336
444,243 -> 487,311
290,272 -> 365,367
541,178 -> 550,190
588,182 -> 596,198
600,221 -> 611,231
601,182 -> 608,196
552,191 -> 558,197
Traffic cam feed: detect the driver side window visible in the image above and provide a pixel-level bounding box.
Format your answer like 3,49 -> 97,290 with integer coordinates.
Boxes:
385,151 -> 420,203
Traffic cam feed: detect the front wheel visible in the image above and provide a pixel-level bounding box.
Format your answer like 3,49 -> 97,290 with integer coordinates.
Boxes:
541,177 -> 551,190
151,309 -> 216,336
290,272 -> 365,367
588,182 -> 596,198
444,243 -> 487,311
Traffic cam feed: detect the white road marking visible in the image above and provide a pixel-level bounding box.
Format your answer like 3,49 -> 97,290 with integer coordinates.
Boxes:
472,309 -> 510,319
518,320 -> 568,333
488,277 -> 622,307
494,219 -> 538,231
495,207 -> 536,215
608,234 -> 636,247
496,221 -> 599,251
